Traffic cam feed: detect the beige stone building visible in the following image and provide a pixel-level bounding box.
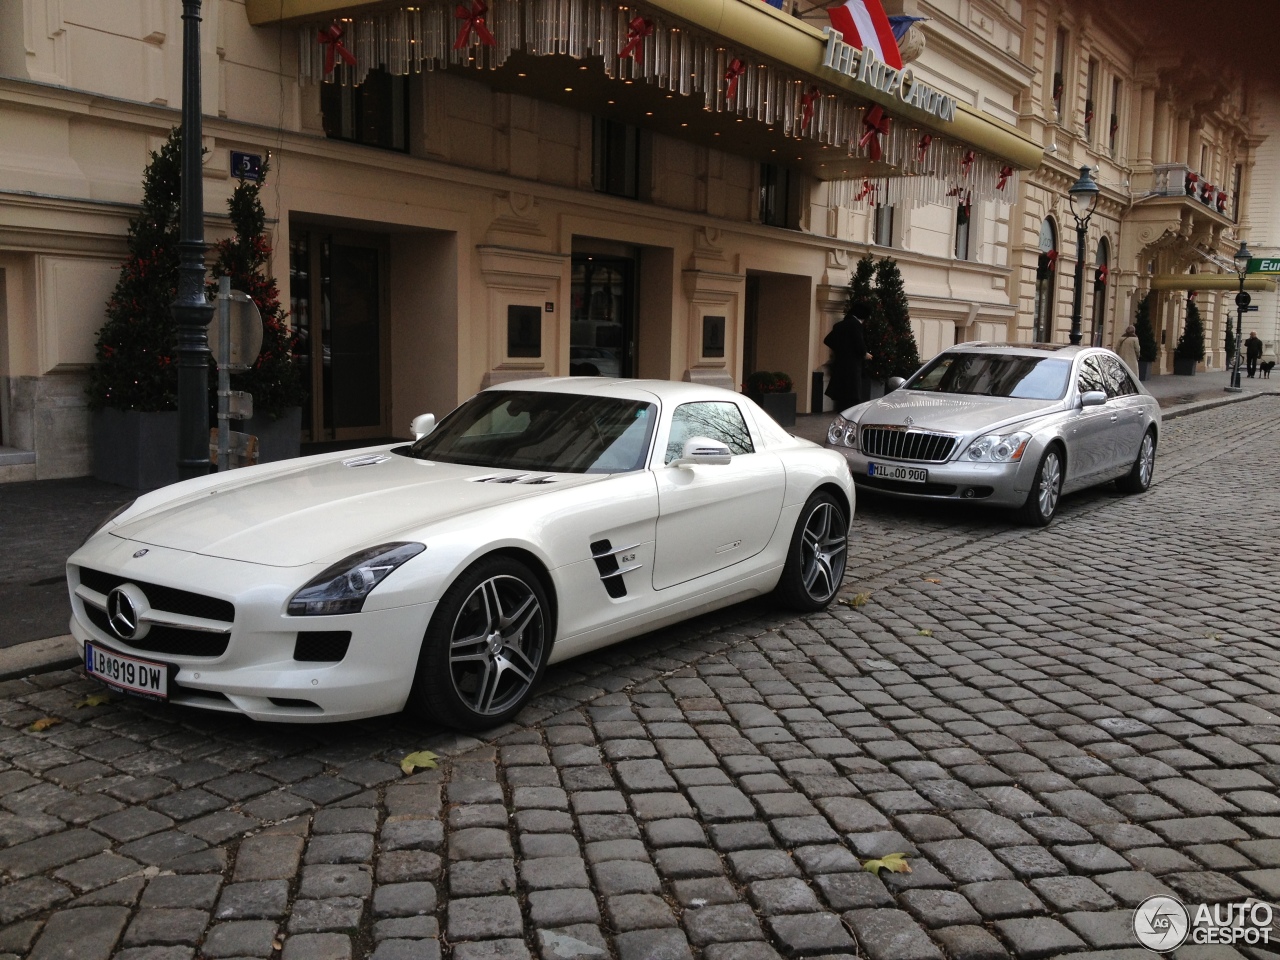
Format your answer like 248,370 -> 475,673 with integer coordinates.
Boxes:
0,0 -> 1269,483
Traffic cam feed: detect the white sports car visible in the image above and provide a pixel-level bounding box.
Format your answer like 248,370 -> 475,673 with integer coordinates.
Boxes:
68,379 -> 854,729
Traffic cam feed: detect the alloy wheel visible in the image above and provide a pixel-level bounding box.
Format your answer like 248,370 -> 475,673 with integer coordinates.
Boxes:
448,575 -> 545,718
1138,434 -> 1155,487
800,501 -> 848,602
1038,451 -> 1062,519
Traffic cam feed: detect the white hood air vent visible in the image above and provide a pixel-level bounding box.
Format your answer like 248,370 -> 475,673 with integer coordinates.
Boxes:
343,454 -> 392,468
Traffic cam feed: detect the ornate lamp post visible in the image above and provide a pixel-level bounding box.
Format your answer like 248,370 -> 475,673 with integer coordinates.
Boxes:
1067,166 -> 1101,346
173,0 -> 213,479
1226,241 -> 1252,393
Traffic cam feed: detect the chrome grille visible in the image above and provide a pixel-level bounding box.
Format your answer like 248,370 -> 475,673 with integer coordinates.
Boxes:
860,426 -> 957,463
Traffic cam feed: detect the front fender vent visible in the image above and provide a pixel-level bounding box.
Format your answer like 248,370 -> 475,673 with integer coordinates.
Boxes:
590,539 -> 643,599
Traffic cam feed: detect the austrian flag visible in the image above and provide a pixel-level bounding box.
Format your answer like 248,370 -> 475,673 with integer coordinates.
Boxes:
827,0 -> 903,70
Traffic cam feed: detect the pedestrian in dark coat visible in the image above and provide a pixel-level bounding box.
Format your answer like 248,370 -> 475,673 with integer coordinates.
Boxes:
1245,331 -> 1263,378
824,301 -> 873,411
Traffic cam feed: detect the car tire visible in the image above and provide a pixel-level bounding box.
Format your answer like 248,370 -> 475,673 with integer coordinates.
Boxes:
410,555 -> 551,731
774,491 -> 849,612
1116,429 -> 1156,494
1016,446 -> 1064,527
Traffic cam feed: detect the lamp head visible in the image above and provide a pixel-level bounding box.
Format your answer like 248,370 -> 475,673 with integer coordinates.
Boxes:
1234,241 -> 1252,275
1068,165 -> 1100,223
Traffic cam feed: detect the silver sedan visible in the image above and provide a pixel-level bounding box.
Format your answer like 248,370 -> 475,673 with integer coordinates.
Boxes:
825,343 -> 1161,525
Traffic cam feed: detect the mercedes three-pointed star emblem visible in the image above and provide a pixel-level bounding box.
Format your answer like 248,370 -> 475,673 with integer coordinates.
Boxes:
904,416 -> 915,427
107,587 -> 139,640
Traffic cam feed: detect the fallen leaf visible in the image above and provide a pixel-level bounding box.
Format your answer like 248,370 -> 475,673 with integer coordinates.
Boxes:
1206,633 -> 1222,642
76,694 -> 112,708
923,578 -> 942,584
400,750 -> 439,775
863,852 -> 911,875
272,938 -> 284,951
840,592 -> 872,608
28,717 -> 62,732
917,628 -> 933,637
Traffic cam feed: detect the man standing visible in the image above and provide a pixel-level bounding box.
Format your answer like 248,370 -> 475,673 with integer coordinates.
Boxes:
824,300 -> 874,411
1245,331 -> 1263,378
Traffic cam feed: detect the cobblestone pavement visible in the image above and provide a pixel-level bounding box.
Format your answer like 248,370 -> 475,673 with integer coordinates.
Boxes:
3,398 -> 1280,960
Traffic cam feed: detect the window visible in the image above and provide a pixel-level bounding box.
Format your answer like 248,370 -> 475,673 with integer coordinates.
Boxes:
873,202 -> 895,247
592,118 -> 641,199
1100,355 -> 1137,397
759,163 -> 800,229
665,402 -> 754,464
1232,163 -> 1243,221
321,68 -> 409,152
1076,355 -> 1108,395
506,305 -> 542,359
907,353 -> 1072,401
1034,218 -> 1058,342
1109,77 -> 1122,154
1084,59 -> 1098,142
1052,28 -> 1068,117
954,201 -> 971,261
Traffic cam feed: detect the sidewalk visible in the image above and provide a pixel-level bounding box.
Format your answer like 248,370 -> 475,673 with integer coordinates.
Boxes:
0,370 -> 1275,670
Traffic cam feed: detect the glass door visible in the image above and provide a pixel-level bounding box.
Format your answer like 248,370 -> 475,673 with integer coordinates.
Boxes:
570,255 -> 634,378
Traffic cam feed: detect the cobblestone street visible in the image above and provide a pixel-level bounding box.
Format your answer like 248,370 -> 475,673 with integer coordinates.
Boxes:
3,398 -> 1280,960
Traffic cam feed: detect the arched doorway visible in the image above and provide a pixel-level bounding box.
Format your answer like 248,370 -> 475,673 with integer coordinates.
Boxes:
1091,237 -> 1110,346
1033,218 -> 1058,342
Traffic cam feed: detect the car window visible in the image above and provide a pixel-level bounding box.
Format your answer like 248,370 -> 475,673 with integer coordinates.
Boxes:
1100,355 -> 1137,397
665,402 -> 755,464
907,353 -> 1071,400
1077,356 -> 1107,396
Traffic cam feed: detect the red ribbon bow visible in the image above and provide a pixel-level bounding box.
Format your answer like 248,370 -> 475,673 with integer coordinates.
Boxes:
1095,264 -> 1109,284
317,24 -> 357,75
619,16 -> 653,60
454,0 -> 496,50
858,106 -> 891,162
916,133 -> 932,163
1217,192 -> 1228,212
960,149 -> 975,178
724,58 -> 746,101
800,85 -> 820,132
997,165 -> 1013,190
1044,248 -> 1058,269
853,178 -> 876,202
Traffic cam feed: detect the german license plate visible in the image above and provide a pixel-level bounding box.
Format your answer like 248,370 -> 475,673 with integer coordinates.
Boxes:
868,462 -> 928,483
85,641 -> 169,700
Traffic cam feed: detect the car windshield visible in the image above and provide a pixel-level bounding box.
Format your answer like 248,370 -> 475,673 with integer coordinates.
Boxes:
906,353 -> 1071,400
405,391 -> 656,474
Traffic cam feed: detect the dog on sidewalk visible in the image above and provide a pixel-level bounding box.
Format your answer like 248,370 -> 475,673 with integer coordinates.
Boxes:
1262,360 -> 1275,379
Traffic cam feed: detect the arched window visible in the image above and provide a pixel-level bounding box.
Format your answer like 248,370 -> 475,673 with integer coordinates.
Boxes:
1033,218 -> 1058,342
1091,237 -> 1110,346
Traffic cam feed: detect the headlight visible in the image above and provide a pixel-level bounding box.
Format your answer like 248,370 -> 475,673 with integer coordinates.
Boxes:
827,417 -> 859,450
81,499 -> 136,546
964,431 -> 1031,463
287,542 -> 425,616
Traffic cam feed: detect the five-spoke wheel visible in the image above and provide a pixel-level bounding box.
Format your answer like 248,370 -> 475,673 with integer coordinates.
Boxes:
775,492 -> 849,611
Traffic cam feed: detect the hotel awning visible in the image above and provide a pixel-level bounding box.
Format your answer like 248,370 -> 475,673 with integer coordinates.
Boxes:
1150,275 -> 1276,292
245,0 -> 1041,203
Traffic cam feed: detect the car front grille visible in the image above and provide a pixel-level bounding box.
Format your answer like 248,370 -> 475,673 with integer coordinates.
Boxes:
78,568 -> 235,623
860,426 -> 957,463
83,604 -> 231,658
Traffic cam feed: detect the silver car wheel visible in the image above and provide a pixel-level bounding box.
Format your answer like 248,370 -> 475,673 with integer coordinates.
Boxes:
1037,451 -> 1062,518
800,501 -> 848,603
448,575 -> 545,718
1138,434 -> 1155,486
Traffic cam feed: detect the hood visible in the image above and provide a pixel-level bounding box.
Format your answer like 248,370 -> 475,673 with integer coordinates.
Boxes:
112,452 -> 604,566
857,392 -> 1058,435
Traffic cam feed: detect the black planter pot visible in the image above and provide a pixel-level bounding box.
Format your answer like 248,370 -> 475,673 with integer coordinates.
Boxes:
747,392 -> 797,429
92,408 -> 179,491
1137,359 -> 1153,382
1173,356 -> 1199,376
234,406 -> 302,464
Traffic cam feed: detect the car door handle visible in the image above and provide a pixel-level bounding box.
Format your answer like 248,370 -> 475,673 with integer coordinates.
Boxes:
1110,415 -> 1118,422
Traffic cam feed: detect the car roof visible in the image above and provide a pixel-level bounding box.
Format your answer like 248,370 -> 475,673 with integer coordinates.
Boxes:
483,376 -> 746,405
948,342 -> 1092,358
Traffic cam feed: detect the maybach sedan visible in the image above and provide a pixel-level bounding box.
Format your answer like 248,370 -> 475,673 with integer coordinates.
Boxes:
825,343 -> 1161,525
68,379 -> 855,729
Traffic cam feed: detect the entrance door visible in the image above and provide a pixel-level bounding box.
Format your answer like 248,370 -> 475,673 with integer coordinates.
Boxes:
570,255 -> 634,378
289,227 -> 389,442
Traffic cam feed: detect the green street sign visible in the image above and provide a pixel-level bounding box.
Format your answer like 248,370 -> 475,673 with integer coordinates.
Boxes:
1247,257 -> 1280,274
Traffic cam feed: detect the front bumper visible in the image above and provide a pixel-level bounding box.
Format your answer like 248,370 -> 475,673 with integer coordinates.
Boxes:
825,443 -> 1034,507
68,536 -> 435,723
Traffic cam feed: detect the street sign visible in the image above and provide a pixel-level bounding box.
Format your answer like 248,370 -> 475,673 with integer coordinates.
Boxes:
1246,257 -> 1280,274
208,291 -> 263,372
230,151 -> 263,182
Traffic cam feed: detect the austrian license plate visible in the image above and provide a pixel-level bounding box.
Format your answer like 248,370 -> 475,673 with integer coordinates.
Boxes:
868,462 -> 928,483
85,641 -> 169,700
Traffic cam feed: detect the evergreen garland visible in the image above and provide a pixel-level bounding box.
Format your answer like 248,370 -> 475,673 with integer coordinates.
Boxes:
209,163 -> 305,419
87,129 -> 184,411
1175,296 -> 1206,362
1134,293 -> 1158,362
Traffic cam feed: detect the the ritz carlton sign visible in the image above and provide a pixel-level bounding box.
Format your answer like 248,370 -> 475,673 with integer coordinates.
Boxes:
821,28 -> 958,123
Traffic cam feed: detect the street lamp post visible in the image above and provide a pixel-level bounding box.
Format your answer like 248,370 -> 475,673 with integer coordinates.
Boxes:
173,0 -> 213,479
1227,241 -> 1252,393
1067,166 -> 1101,346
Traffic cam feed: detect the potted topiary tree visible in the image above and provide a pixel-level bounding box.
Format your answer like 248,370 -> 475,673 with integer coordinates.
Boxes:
87,129 -> 184,490
1134,293 -> 1157,381
1173,295 -> 1205,375
857,255 -> 922,398
744,371 -> 796,428
210,162 -> 305,462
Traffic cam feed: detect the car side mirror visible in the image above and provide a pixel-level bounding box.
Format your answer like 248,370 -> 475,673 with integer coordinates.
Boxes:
1080,390 -> 1107,407
885,377 -> 906,392
671,436 -> 732,468
411,413 -> 436,439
